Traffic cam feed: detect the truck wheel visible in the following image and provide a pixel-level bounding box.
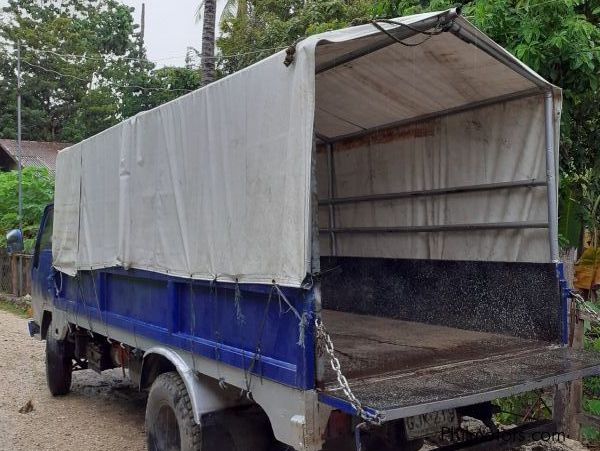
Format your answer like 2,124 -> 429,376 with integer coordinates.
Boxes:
146,372 -> 274,451
45,328 -> 72,396
146,372 -> 204,451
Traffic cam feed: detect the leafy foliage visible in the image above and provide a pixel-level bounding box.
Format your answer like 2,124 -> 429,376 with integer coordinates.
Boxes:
561,169 -> 600,248
0,0 -> 201,143
585,331 -> 600,442
493,391 -> 551,425
0,167 -> 54,251
143,67 -> 202,108
559,172 -> 583,248
217,0 -> 373,73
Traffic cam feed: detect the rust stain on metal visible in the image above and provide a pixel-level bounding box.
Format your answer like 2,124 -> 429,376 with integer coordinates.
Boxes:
317,122 -> 435,153
467,119 -> 483,130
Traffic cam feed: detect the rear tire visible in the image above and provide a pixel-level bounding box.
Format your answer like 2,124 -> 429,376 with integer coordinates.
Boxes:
45,327 -> 72,396
146,372 -> 203,451
146,372 -> 273,451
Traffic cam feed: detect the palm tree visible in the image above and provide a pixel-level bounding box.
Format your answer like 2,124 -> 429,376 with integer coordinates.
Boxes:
221,0 -> 248,23
197,0 -> 217,86
196,0 -> 249,85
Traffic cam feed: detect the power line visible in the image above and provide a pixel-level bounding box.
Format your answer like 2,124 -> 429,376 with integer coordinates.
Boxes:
21,60 -> 195,93
0,42 -> 291,95
25,46 -> 190,63
2,43 -> 288,65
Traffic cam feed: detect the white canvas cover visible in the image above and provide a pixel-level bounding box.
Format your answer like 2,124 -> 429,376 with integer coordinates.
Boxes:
53,10 -> 561,287
317,95 -> 551,262
54,50 -> 314,286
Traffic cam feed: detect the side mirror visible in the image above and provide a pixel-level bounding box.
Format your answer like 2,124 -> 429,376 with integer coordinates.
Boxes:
6,229 -> 24,254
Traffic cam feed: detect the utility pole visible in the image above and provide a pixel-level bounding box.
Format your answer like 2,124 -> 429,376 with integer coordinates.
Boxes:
140,3 -> 146,48
16,42 -> 23,296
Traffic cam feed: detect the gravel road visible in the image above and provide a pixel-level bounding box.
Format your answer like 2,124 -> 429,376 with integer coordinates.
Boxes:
0,309 -> 147,451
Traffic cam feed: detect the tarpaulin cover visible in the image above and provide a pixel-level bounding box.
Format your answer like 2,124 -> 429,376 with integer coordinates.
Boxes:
54,49 -> 314,286
316,95 -> 552,262
53,10 -> 560,286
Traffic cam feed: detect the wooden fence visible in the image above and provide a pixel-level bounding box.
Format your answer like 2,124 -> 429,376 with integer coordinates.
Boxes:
0,250 -> 32,296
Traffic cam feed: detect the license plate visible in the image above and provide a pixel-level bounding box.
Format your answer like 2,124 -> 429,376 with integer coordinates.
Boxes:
405,409 -> 458,440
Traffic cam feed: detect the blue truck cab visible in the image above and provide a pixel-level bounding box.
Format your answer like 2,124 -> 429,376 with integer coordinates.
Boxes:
26,9 -> 600,451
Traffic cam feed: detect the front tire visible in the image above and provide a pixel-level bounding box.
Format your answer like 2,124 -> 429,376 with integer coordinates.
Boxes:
45,327 -> 72,396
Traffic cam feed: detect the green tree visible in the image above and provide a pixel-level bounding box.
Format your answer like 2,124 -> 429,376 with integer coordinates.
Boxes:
217,0 -> 372,73
223,0 -> 250,23
0,0 -> 200,143
0,167 -> 54,250
136,66 -> 202,110
0,0 -> 136,142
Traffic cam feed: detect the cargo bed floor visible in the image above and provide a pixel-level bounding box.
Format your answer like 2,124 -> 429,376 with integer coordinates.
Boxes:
319,310 -> 600,420
320,309 -> 546,382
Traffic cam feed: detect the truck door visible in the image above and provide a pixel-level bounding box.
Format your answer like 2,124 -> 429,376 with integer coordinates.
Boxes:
31,205 -> 55,310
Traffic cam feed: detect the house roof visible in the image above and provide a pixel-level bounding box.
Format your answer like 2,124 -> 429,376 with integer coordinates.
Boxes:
0,139 -> 72,171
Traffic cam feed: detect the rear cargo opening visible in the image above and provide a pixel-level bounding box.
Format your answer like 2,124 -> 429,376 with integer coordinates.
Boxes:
310,20 -> 600,419
317,255 -> 563,377
314,257 -> 593,420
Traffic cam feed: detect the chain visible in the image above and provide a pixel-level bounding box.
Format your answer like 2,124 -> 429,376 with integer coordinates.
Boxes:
315,317 -> 385,425
571,291 -> 600,323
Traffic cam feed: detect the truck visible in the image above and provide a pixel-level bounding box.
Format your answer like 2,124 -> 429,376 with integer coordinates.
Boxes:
17,8 -> 600,451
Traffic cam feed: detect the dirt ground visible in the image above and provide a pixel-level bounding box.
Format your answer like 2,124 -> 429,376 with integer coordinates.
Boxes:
0,309 -> 147,451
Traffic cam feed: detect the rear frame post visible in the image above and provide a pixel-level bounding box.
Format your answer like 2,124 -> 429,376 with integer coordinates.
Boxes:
326,142 -> 337,256
544,90 -> 559,262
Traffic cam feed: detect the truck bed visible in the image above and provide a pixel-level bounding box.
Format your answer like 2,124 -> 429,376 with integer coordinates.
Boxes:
321,310 -> 546,382
319,310 -> 600,420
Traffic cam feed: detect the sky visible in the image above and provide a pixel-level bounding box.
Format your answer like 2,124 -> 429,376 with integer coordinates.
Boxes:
121,0 -> 211,67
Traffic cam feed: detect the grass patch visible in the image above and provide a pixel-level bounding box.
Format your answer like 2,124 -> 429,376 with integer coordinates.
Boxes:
0,298 -> 30,318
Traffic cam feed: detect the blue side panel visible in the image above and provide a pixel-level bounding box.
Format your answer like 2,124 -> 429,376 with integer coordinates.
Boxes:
54,268 -> 316,390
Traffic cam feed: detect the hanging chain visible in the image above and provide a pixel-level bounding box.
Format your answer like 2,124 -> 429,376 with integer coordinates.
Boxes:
571,291 -> 600,323
315,317 -> 384,425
